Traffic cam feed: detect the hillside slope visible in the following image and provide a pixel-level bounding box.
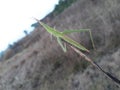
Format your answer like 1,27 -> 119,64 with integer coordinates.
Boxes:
0,0 -> 120,90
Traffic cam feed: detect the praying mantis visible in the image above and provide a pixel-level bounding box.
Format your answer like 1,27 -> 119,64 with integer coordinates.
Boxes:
34,18 -> 95,52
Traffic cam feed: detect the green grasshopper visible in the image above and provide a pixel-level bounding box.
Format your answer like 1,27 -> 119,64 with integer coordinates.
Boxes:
35,18 -> 95,52
34,19 -> 120,86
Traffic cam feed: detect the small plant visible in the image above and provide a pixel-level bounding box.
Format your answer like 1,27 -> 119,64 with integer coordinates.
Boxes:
8,44 -> 13,49
24,30 -> 28,35
73,60 -> 89,73
52,60 -> 62,71
52,0 -> 77,16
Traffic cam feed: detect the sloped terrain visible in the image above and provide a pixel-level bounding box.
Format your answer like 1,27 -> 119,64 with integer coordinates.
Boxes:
0,0 -> 120,90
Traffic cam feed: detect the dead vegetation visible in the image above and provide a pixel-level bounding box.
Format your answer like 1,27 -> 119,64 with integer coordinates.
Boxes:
0,0 -> 120,90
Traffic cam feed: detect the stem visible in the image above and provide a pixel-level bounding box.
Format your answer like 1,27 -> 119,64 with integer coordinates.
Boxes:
70,46 -> 120,86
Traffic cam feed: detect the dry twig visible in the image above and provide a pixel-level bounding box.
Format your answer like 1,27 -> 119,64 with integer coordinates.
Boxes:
71,46 -> 120,87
